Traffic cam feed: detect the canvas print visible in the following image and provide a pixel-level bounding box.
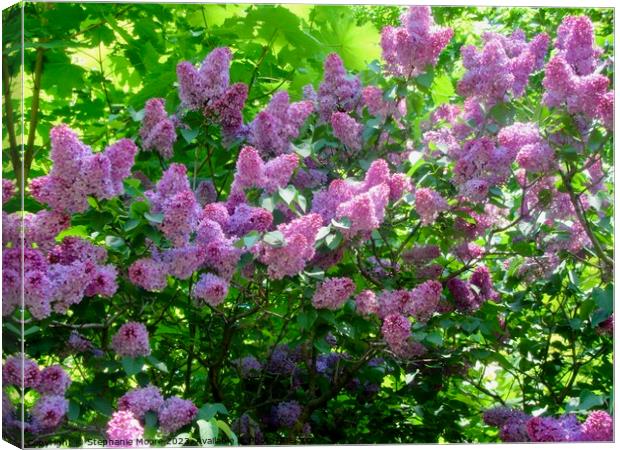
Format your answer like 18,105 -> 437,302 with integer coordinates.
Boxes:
1,1 -> 614,447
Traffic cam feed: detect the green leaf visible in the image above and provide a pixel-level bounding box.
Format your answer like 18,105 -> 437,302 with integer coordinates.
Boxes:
67,400 -> 80,421
144,212 -> 164,224
146,355 -> 168,373
278,185 -> 297,205
122,356 -> 144,376
263,230 -> 286,247
180,128 -> 199,143
105,235 -> 126,251
325,231 -> 343,250
216,420 -> 238,446
197,403 -> 228,421
331,217 -> 351,230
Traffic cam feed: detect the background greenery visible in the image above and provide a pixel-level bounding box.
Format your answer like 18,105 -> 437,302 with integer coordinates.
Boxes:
2,2 -> 614,446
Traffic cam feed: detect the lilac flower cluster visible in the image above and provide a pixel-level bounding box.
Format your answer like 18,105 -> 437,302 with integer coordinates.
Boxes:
176,47 -> 248,141
232,413 -> 265,445
2,179 -> 15,203
331,112 -> 363,151
115,385 -> 197,435
447,265 -> 498,312
381,7 -> 453,78
272,401 -> 302,428
111,322 -> 151,357
3,236 -> 118,320
312,159 -> 410,238
311,277 -> 356,310
543,16 -> 613,128
2,355 -> 71,434
106,410 -> 144,447
484,406 -> 613,442
458,29 -> 548,104
317,53 -> 362,121
248,91 -> 314,156
30,125 -> 137,213
140,98 -> 177,160
158,396 -> 198,434
234,356 -> 263,378
192,272 -> 229,307
415,188 -> 448,224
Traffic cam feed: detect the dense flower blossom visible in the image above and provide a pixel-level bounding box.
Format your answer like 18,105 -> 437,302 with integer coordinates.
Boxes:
555,16 -> 602,76
256,213 -> 323,279
500,413 -> 531,442
31,395 -> 68,431
248,91 -> 313,156
272,401 -> 302,428
157,245 -> 205,280
317,53 -> 361,121
483,407 -> 524,427
202,238 -> 241,280
526,415 -> 584,442
353,290 -> 379,316
266,345 -> 298,375
2,179 -> 15,204
458,29 -> 548,103
405,280 -> 442,322
415,188 -> 448,224
446,277 -> 478,312
106,410 -> 144,447
36,365 -> 71,396
111,322 -> 151,357
233,414 -> 265,445
192,273 -> 229,307
312,277 -> 356,310
157,396 -> 198,434
145,163 -> 190,212
381,6 -> 453,78
331,112 -> 362,151
335,184 -> 390,236
118,385 -> 164,420
381,314 -> 411,350
140,98 -> 177,159
159,189 -> 201,247
470,265 -> 499,302
128,258 -> 168,292
30,125 -> 137,213
581,410 -> 613,441
214,82 -> 249,142
233,146 -> 299,193
3,355 -> 40,388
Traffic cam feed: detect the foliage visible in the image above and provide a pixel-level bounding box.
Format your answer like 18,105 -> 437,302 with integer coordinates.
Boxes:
1,3 -> 614,446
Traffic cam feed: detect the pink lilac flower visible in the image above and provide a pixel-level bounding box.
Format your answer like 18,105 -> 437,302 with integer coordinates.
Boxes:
470,265 -> 499,302
177,47 -> 231,110
415,188 -> 448,224
454,242 -> 484,261
105,139 -> 138,195
201,202 -> 231,229
483,407 -> 524,427
2,179 -> 15,204
160,190 -> 201,247
111,322 -> 151,357
256,213 -> 323,279
234,146 -> 264,189
213,82 -> 249,142
581,410 -> 613,441
31,395 -> 68,431
128,258 -> 168,292
317,53 -> 362,121
76,153 -> 116,200
500,413 -> 531,442
118,385 -> 164,420
28,210 -> 71,252
273,401 -> 301,428
84,264 -> 118,298
388,173 -> 412,201
555,16 -> 602,76
597,90 -> 613,129
192,273 -> 229,307
140,98 -> 177,160
158,396 -> 198,434
158,245 -> 205,280
261,153 -> 300,193
378,289 -> 412,319
381,7 -> 453,78
144,163 -> 190,212
526,415 -> 582,442
248,91 -> 313,156
36,365 -> 71,396
195,219 -> 226,248
227,204 -> 273,236
331,112 -> 363,151
24,269 -> 54,319
381,313 -> 411,349
515,142 -> 556,173
106,410 -> 144,447
3,355 -> 40,388
202,238 -> 241,280
48,261 -> 92,313
312,277 -> 356,310
335,184 -> 390,235
405,280 -> 442,322
447,278 -> 478,312
48,237 -> 107,265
